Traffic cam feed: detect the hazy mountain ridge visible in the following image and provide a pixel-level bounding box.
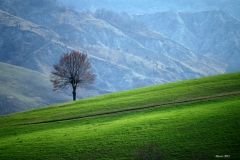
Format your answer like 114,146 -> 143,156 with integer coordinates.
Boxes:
93,10 -> 227,73
0,0 -> 239,114
134,10 -> 240,71
59,0 -> 240,20
1,2 -> 225,86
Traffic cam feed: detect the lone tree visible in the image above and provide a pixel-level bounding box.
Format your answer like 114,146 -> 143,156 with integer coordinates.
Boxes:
51,50 -> 95,101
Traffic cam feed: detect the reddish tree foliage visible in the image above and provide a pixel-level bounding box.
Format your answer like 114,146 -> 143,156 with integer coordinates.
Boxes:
51,50 -> 95,101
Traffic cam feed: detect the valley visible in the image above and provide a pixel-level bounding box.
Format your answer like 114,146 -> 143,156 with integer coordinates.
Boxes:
0,0 -> 240,114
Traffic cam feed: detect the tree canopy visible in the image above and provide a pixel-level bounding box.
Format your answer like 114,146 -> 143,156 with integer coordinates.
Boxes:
51,50 -> 95,100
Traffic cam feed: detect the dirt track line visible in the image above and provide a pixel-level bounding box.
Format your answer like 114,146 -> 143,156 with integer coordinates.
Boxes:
17,91 -> 240,126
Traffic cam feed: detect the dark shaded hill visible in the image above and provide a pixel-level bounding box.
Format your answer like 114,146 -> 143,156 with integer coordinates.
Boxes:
0,62 -> 71,115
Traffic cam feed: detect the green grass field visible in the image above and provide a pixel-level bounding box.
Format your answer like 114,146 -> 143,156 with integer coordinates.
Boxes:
0,72 -> 240,159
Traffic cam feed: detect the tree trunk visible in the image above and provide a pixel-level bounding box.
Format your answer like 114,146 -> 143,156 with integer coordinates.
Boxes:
72,86 -> 76,101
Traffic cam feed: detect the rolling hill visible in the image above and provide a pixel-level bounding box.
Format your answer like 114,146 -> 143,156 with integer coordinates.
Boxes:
0,72 -> 239,159
0,62 -> 71,115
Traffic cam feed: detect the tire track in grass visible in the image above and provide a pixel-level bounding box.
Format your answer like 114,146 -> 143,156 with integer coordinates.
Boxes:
16,91 -> 240,126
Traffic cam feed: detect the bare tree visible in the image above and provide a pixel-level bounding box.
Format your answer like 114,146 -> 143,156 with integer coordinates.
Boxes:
51,50 -> 95,101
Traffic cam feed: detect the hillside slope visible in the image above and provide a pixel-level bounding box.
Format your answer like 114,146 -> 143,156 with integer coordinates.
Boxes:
0,62 -> 71,115
1,71 -> 239,125
0,72 -> 239,159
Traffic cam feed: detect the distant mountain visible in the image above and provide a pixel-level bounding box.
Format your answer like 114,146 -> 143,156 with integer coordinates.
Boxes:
0,0 -> 239,114
59,0 -> 240,20
134,10 -> 240,71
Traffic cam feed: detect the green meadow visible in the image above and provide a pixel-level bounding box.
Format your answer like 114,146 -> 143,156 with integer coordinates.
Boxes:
0,72 -> 240,159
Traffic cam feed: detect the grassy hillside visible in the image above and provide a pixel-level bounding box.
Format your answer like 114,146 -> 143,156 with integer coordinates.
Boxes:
0,72 -> 239,159
0,62 -> 71,115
